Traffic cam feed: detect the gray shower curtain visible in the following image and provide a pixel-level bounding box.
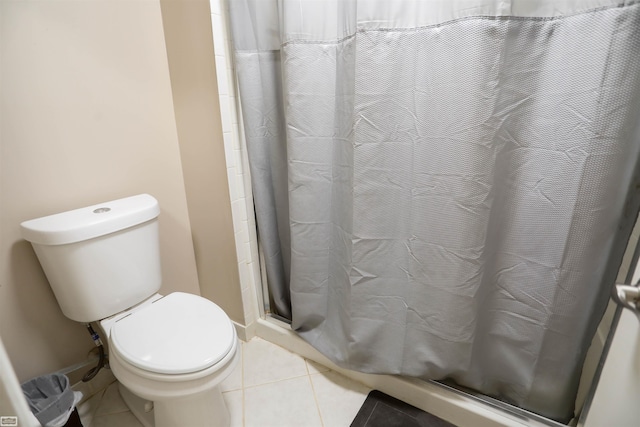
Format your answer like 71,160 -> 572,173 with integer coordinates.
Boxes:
229,0 -> 640,421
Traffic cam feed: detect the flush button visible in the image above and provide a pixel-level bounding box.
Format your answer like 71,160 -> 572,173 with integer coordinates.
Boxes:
93,207 -> 111,214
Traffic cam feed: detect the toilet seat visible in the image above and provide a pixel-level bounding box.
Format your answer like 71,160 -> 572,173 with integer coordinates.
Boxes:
110,292 -> 235,375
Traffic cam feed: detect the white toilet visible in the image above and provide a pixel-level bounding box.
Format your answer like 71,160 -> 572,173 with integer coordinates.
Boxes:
20,194 -> 239,427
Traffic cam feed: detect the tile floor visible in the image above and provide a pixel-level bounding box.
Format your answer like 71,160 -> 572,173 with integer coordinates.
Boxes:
77,337 -> 371,427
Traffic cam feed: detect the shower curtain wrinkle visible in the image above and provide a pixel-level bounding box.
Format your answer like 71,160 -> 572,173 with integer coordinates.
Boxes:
230,0 -> 640,422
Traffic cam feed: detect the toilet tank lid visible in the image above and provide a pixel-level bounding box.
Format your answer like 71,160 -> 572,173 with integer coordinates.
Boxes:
20,194 -> 160,246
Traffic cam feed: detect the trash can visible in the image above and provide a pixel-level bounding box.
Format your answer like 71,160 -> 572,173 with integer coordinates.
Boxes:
21,373 -> 83,427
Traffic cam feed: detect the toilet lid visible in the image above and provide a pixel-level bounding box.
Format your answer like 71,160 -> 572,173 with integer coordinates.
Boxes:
110,292 -> 235,375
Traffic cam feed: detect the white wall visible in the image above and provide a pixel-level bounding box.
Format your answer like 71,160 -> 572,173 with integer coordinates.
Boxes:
159,0 -> 245,324
0,0 -> 200,381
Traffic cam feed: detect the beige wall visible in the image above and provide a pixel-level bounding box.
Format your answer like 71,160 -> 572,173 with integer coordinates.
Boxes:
159,0 -> 244,323
0,0 -> 201,381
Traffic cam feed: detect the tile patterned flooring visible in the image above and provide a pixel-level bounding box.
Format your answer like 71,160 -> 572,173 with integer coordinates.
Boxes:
77,337 -> 371,427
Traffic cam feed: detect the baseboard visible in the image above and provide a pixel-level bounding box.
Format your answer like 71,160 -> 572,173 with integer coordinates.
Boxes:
61,355 -> 117,406
232,320 -> 257,342
56,355 -> 100,385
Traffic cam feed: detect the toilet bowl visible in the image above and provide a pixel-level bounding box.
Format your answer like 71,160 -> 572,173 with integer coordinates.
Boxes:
100,292 -> 239,427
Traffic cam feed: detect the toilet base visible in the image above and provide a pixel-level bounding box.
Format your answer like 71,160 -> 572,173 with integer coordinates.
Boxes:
119,382 -> 230,427
119,384 -> 154,427
154,387 -> 230,427
107,326 -> 239,427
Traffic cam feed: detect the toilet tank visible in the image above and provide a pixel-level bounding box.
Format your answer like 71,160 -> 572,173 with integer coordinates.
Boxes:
20,194 -> 162,323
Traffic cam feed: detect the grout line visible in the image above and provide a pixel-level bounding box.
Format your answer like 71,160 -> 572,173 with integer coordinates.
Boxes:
241,337 -> 318,393
304,358 -> 332,376
90,388 -> 107,422
307,369 -> 325,427
242,372 -> 314,391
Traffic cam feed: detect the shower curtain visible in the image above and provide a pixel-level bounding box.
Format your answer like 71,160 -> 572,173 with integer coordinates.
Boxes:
229,0 -> 640,421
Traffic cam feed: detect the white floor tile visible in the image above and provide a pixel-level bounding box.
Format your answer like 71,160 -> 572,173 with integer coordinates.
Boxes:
244,376 -> 322,427
77,388 -> 105,427
79,337 -> 374,427
305,359 -> 331,375
223,390 -> 243,427
94,382 -> 129,417
310,370 -> 370,427
243,337 -> 308,387
72,381 -> 91,405
87,369 -> 117,397
90,411 -> 143,427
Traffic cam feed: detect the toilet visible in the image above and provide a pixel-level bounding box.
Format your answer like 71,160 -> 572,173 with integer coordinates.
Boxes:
20,194 -> 239,427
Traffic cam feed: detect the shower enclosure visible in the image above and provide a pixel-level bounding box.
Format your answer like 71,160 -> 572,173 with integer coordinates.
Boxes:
217,0 -> 640,425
